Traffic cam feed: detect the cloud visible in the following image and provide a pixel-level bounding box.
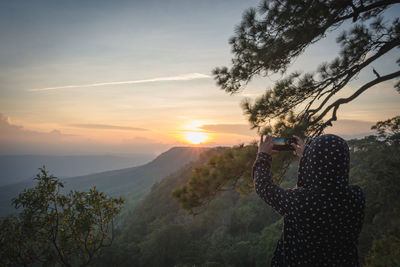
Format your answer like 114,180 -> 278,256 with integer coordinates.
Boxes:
0,113 -> 23,132
0,113 -> 79,154
199,124 -> 257,136
28,73 -> 211,92
68,124 -> 148,131
0,113 -> 180,156
0,113 -> 73,139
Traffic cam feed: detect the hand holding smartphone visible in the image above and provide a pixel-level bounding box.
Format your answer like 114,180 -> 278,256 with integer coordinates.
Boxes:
258,135 -> 304,157
272,137 -> 297,151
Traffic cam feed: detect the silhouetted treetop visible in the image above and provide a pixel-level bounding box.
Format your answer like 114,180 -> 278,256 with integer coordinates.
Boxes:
214,0 -> 400,137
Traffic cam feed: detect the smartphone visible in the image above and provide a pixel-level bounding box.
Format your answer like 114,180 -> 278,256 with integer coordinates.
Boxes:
272,137 -> 296,151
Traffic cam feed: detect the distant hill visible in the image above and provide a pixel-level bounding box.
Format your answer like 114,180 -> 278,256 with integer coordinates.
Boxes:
0,154 -> 155,186
94,146 -> 283,267
0,147 -> 208,217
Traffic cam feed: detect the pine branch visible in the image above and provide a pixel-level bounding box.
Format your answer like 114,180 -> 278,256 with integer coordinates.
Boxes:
304,37 -> 400,121
311,69 -> 400,133
338,0 -> 400,23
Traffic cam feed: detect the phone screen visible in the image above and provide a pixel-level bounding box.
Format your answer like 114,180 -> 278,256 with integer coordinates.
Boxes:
273,138 -> 286,145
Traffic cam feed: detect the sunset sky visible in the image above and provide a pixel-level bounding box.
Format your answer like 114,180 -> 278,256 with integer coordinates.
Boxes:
1,0 -> 399,156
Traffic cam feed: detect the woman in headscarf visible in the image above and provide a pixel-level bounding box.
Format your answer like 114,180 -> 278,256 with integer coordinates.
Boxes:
252,134 -> 365,266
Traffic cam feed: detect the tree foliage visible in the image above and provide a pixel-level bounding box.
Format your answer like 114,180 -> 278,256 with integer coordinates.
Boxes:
96,150 -> 285,266
347,116 -> 400,265
371,115 -> 400,140
365,232 -> 400,266
214,0 -> 400,137
0,167 -> 124,267
172,143 -> 296,214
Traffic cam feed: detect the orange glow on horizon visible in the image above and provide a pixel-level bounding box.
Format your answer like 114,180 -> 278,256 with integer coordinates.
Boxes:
183,131 -> 209,144
180,121 -> 211,144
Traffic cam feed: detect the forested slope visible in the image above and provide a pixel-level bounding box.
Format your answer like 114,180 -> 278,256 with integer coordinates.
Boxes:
98,131 -> 400,266
96,148 -> 296,266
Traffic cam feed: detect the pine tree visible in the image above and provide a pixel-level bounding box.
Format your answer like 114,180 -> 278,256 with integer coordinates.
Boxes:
213,0 -> 400,137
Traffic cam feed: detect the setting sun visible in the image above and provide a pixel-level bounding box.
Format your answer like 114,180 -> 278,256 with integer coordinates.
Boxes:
183,131 -> 209,144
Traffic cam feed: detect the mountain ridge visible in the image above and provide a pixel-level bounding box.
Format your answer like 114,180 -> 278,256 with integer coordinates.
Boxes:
0,153 -> 155,186
0,146 -> 208,217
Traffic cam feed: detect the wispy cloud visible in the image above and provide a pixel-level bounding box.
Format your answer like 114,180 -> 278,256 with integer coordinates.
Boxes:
28,73 -> 211,92
0,113 -> 77,145
68,124 -> 148,131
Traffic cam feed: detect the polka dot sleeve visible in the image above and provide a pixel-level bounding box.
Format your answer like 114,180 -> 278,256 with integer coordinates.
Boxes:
252,152 -> 299,216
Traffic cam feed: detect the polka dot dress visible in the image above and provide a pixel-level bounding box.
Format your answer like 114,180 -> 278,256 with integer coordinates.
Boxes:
252,134 -> 365,266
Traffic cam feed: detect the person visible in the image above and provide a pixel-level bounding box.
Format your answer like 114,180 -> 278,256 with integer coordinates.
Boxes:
252,134 -> 365,266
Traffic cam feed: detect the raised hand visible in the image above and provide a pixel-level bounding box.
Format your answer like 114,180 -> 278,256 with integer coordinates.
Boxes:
258,134 -> 277,155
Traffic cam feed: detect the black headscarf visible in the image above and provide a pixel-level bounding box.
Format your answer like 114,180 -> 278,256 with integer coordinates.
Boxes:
297,134 -> 350,189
